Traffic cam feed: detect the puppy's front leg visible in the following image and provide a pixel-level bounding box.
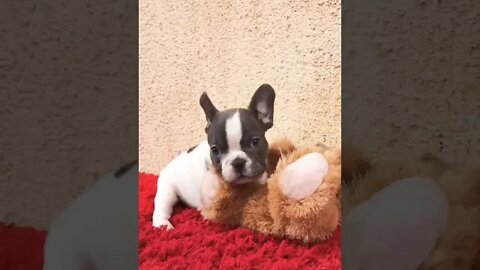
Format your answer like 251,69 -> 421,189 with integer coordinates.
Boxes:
152,178 -> 177,230
200,167 -> 221,210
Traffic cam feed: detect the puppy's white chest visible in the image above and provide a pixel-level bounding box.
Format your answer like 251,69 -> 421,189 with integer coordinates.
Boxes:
158,140 -> 211,208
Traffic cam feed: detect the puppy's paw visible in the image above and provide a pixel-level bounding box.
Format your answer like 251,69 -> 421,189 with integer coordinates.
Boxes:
200,168 -> 221,209
152,219 -> 174,230
280,153 -> 329,200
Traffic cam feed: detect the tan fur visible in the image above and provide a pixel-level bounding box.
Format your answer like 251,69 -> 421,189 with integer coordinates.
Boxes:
266,138 -> 297,176
343,146 -> 480,270
201,139 -> 341,243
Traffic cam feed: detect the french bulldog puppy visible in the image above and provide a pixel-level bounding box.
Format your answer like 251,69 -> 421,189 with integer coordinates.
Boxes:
152,84 -> 276,229
43,160 -> 138,270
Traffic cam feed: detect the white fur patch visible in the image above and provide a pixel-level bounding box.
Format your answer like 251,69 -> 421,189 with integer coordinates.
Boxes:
199,168 -> 221,210
280,153 -> 329,200
44,164 -> 138,270
225,111 -> 243,151
222,111 -> 254,182
221,150 -> 249,182
342,176 -> 449,270
152,140 -> 211,229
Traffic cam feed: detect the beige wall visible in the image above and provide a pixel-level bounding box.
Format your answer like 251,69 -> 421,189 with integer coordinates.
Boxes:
342,0 -> 480,163
139,0 -> 341,173
1,1 -> 137,229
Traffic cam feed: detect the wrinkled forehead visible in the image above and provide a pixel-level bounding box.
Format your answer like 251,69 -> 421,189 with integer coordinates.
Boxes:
207,109 -> 264,147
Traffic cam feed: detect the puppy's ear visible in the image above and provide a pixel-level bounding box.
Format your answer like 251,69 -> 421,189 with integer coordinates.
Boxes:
199,92 -> 218,133
248,84 -> 276,130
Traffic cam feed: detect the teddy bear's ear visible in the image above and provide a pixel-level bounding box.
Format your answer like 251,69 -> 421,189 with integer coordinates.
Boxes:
199,92 -> 219,133
248,84 -> 276,130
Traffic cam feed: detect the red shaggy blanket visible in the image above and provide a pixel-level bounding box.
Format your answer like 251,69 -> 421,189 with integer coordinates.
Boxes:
0,173 -> 340,270
0,224 -> 47,270
139,173 -> 341,270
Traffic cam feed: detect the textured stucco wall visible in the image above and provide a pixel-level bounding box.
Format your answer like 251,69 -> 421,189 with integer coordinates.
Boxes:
343,0 -> 480,163
139,0 -> 341,173
0,1 -> 137,229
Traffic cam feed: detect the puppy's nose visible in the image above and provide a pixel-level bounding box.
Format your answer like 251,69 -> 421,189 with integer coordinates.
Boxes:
231,158 -> 246,172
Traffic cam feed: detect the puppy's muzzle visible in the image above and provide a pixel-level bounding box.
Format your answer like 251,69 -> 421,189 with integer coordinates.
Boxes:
231,157 -> 246,173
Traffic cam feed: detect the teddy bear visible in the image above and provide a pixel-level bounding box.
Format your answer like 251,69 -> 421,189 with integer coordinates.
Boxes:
341,143 -> 480,270
199,138 -> 341,243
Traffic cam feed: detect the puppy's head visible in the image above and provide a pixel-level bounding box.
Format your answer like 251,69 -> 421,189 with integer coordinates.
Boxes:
200,84 -> 275,185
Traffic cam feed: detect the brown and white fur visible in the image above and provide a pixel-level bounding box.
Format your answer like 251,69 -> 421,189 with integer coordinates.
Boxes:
200,139 -> 341,243
152,84 -> 276,229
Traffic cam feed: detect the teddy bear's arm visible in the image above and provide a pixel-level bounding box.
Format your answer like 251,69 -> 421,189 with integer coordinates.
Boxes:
200,167 -> 256,226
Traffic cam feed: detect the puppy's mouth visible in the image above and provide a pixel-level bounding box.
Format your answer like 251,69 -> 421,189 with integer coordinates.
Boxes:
228,171 -> 267,185
232,176 -> 255,185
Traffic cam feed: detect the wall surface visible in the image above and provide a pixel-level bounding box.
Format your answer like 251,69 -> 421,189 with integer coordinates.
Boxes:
0,1 -> 137,229
139,0 -> 342,173
343,0 -> 480,163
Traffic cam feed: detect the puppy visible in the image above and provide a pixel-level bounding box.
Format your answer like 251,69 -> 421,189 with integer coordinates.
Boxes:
152,84 -> 276,229
43,160 -> 138,270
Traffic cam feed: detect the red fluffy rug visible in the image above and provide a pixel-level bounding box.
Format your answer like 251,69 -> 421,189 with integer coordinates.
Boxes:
139,173 -> 341,270
0,224 -> 47,270
0,173 -> 340,270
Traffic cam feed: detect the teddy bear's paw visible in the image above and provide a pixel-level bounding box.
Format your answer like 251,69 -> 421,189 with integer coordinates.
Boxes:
200,168 -> 221,210
280,153 -> 329,200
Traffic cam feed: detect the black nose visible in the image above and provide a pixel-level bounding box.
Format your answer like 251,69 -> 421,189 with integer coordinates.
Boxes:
231,158 -> 246,172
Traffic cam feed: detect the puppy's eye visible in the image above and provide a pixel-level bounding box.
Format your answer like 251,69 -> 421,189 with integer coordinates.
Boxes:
251,137 -> 260,147
210,145 -> 220,156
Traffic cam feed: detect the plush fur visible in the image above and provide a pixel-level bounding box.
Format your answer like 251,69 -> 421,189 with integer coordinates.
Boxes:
343,145 -> 480,270
200,139 -> 341,243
